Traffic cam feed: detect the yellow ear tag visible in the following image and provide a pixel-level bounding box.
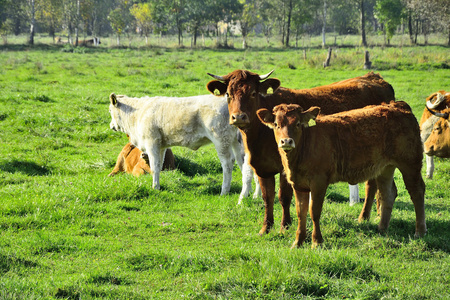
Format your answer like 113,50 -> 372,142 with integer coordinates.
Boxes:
214,89 -> 220,96
266,87 -> 273,95
308,119 -> 316,127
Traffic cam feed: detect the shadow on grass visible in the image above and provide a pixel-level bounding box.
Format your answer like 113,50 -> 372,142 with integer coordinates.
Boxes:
0,160 -> 50,176
174,155 -> 209,177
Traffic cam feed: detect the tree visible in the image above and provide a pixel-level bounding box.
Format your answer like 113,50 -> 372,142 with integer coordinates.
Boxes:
237,0 -> 259,48
28,0 -> 36,44
375,0 -> 404,45
130,2 -> 153,45
108,8 -> 125,46
108,0 -> 132,46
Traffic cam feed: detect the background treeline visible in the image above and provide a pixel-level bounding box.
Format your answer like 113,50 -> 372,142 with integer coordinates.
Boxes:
0,0 -> 449,48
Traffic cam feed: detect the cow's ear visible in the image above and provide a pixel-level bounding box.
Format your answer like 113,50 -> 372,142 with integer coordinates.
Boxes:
257,108 -> 275,128
300,106 -> 320,127
206,80 -> 228,96
110,93 -> 118,106
260,78 -> 280,95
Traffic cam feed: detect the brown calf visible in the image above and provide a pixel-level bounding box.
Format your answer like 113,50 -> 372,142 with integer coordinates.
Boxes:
108,142 -> 175,177
206,70 -> 395,235
257,102 -> 426,248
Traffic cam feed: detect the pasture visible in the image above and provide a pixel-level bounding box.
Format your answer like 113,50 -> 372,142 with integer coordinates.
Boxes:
0,42 -> 449,299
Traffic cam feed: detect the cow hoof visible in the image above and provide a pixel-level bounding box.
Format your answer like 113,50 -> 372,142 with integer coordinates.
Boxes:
258,225 -> 271,236
290,240 -> 302,249
311,241 -> 323,249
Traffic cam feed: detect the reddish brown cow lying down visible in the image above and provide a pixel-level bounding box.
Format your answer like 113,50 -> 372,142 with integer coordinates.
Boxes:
108,142 -> 175,177
257,101 -> 426,248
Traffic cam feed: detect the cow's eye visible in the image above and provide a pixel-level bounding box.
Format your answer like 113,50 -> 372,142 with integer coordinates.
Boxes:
273,122 -> 278,128
296,121 -> 301,128
251,91 -> 257,98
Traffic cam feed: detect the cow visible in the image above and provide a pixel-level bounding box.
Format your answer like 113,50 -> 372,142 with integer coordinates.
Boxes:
423,107 -> 450,159
419,91 -> 450,178
108,142 -> 175,177
257,101 -> 427,248
108,93 -> 259,201
79,37 -> 101,46
206,70 -> 395,235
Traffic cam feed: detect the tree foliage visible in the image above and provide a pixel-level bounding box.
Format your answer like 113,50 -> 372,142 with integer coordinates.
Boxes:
0,0 -> 447,47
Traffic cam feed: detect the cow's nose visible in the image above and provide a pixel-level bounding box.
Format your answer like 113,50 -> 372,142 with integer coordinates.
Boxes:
231,113 -> 249,125
279,138 -> 295,149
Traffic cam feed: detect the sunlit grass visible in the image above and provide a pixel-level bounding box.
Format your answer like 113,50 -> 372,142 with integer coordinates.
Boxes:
0,43 -> 449,298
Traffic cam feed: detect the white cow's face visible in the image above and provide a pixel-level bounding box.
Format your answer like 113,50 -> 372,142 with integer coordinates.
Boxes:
109,104 -> 122,132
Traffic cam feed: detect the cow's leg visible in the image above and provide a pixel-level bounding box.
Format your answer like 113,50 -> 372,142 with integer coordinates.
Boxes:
238,152 -> 254,203
215,146 -> 234,196
398,164 -> 427,237
349,184 -> 359,205
258,176 -> 276,235
291,188 -> 310,248
358,179 -> 378,221
147,145 -> 163,190
375,166 -> 396,234
108,153 -> 125,177
425,155 -> 434,179
279,173 -> 293,232
309,183 -> 327,248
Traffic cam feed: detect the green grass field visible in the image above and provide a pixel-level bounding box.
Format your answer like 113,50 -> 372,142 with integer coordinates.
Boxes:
0,41 -> 449,299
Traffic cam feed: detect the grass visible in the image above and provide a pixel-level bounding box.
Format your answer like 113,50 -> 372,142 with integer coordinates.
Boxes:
0,40 -> 449,299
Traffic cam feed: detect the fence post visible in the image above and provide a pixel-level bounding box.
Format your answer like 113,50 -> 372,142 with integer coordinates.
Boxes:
323,47 -> 332,68
364,50 -> 372,69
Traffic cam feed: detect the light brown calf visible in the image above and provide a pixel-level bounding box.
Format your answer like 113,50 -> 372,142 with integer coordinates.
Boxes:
257,101 -> 426,248
108,142 -> 175,177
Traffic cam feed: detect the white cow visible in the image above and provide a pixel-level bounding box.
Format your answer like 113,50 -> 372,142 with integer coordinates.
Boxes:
108,93 -> 260,201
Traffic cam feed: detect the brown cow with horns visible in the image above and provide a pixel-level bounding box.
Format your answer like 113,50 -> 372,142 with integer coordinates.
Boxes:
206,70 -> 395,236
257,102 -> 426,248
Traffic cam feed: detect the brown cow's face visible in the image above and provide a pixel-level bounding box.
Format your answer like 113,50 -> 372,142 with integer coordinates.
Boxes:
257,104 -> 320,153
206,70 -> 280,129
424,117 -> 450,158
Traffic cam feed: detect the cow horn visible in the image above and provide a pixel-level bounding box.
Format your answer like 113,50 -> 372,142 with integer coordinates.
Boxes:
426,93 -> 445,109
259,70 -> 274,81
207,73 -> 225,81
426,106 -> 450,119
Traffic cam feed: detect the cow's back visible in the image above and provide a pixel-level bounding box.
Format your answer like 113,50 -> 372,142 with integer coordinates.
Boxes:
265,72 -> 394,115
304,102 -> 422,184
120,94 -> 234,150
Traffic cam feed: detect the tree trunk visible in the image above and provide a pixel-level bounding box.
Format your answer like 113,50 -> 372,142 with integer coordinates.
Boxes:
75,0 -> 80,46
28,0 -> 35,45
408,11 -> 415,45
360,0 -> 367,47
193,27 -> 198,46
286,0 -> 292,47
322,0 -> 327,48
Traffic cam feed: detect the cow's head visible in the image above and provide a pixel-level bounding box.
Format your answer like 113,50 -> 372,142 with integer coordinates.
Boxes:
109,93 -> 122,132
206,70 -> 280,129
257,104 -> 320,152
424,109 -> 450,158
